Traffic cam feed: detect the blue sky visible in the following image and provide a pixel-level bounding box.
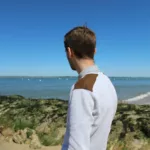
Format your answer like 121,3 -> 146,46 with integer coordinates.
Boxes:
0,0 -> 150,77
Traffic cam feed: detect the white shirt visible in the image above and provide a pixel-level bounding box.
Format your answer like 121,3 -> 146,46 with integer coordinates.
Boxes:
62,65 -> 118,150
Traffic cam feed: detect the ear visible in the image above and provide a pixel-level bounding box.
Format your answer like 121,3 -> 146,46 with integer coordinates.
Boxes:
66,47 -> 74,58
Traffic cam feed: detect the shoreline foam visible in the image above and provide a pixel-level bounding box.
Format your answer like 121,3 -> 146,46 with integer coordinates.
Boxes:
123,92 -> 150,105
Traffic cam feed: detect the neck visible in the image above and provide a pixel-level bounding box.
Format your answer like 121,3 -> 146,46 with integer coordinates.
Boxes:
75,59 -> 95,74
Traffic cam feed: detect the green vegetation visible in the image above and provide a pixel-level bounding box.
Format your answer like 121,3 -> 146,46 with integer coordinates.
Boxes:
0,95 -> 150,149
107,103 -> 150,150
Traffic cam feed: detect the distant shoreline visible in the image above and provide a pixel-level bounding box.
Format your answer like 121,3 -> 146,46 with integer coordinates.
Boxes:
0,94 -> 150,105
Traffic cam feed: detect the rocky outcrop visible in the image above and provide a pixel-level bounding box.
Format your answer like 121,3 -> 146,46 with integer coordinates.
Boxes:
0,127 -> 41,149
30,133 -> 41,149
1,128 -> 14,137
13,129 -> 27,144
35,123 -> 50,134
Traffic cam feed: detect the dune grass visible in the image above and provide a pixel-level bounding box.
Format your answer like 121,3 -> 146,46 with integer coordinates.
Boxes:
0,95 -> 150,149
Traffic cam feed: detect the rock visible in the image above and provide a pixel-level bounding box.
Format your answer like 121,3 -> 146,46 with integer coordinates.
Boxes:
1,128 -> 14,137
5,136 -> 12,143
13,133 -> 24,144
56,127 -> 66,140
25,139 -> 31,144
20,129 -> 27,141
29,133 -> 41,149
12,129 -> 27,144
35,122 -> 50,134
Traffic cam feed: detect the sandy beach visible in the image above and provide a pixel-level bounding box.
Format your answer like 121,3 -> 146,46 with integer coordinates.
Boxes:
126,94 -> 150,105
0,139 -> 61,150
0,142 -> 61,150
128,97 -> 150,105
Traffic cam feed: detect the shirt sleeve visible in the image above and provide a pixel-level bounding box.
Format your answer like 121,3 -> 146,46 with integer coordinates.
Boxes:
62,89 -> 94,150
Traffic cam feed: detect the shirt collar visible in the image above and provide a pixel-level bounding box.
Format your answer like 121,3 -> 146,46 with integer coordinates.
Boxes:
78,65 -> 100,79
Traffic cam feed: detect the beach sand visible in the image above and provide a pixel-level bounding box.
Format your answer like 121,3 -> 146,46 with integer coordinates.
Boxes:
127,95 -> 150,105
0,141 -> 61,150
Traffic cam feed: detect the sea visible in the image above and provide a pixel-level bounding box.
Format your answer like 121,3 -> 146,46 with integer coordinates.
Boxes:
0,77 -> 150,101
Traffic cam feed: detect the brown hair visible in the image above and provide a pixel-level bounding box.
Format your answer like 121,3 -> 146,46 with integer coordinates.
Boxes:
64,26 -> 96,59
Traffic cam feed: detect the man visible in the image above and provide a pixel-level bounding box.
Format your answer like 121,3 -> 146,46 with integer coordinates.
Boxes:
61,26 -> 117,150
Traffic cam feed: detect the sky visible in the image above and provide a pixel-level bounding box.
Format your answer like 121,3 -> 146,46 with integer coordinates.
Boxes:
0,0 -> 150,77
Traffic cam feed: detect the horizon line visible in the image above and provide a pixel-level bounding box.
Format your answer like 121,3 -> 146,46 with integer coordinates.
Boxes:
0,75 -> 150,78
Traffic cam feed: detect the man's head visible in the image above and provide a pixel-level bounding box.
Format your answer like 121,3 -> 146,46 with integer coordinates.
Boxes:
64,26 -> 96,71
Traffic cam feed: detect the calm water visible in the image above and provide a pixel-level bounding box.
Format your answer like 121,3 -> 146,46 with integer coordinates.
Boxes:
0,77 -> 150,101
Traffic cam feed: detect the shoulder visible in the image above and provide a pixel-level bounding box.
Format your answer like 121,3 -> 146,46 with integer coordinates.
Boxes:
74,74 -> 98,92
